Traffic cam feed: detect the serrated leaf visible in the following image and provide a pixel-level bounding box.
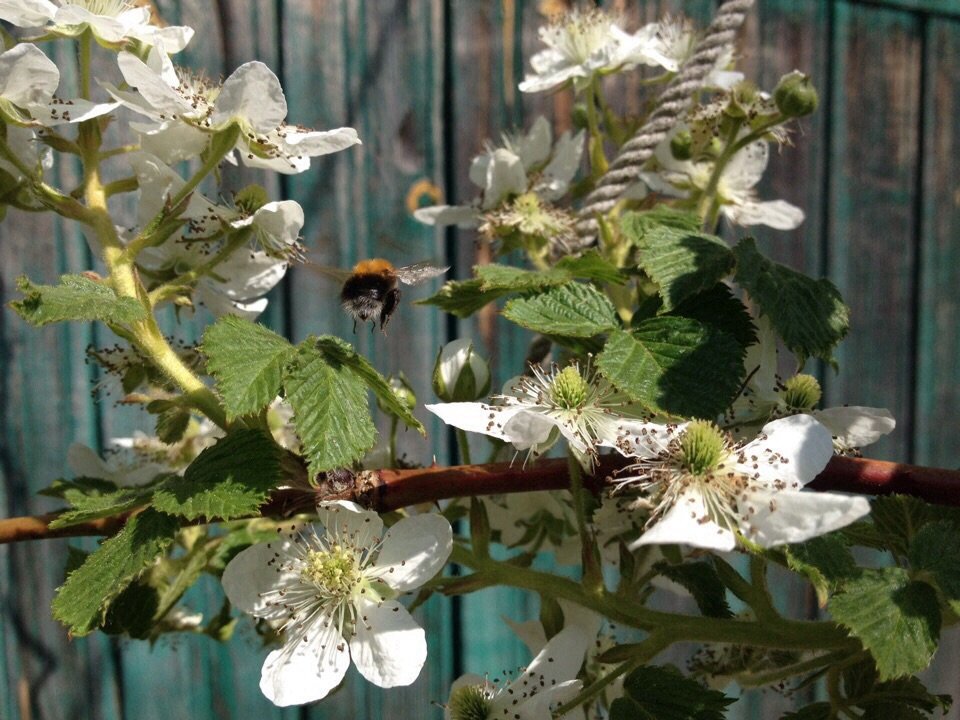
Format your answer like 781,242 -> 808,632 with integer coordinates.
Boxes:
203,315 -> 295,420
39,476 -> 119,500
416,278 -> 511,318
598,321 -> 743,418
101,580 -> 159,639
612,664 -> 734,720
284,341 -> 377,473
635,225 -> 734,312
857,673 -> 953,719
312,336 -> 423,433
156,407 -> 190,444
829,567 -> 940,680
670,284 -> 758,348
786,534 -> 858,606
10,274 -> 147,326
870,495 -> 955,556
475,263 -> 570,291
621,208 -> 703,240
555,249 -> 626,284
733,239 -> 849,365
152,429 -> 281,521
909,521 -> 960,608
502,282 -> 618,337
656,562 -> 733,618
48,484 -> 156,529
52,509 -> 179,636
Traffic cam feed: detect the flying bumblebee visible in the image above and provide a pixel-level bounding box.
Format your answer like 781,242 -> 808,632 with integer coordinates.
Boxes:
307,258 -> 449,333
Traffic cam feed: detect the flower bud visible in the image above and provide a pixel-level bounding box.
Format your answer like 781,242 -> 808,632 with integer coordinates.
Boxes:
433,339 -> 491,402
669,129 -> 693,160
774,70 -> 819,118
571,102 -> 590,130
377,373 -> 416,415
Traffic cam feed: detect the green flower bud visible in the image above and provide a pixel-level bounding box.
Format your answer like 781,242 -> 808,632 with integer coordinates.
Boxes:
679,420 -> 727,476
571,102 -> 590,130
774,71 -> 819,118
669,129 -> 694,160
377,373 -> 416,415
782,373 -> 822,411
433,339 -> 491,402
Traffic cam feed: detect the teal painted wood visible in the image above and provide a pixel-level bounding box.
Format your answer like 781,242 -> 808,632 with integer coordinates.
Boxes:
916,17 -> 960,714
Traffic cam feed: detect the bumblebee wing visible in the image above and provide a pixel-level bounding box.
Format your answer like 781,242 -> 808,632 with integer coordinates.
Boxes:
301,262 -> 353,283
395,260 -> 450,286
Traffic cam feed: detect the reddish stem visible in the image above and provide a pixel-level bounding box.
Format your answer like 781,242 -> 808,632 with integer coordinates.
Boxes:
1,454 -> 957,544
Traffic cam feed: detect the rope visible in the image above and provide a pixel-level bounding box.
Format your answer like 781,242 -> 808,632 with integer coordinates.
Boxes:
570,0 -> 755,249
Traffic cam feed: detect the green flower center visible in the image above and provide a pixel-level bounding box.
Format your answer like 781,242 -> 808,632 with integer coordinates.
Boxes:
550,365 -> 589,409
300,545 -> 360,597
448,685 -> 492,720
678,420 -> 727,476
782,374 -> 821,411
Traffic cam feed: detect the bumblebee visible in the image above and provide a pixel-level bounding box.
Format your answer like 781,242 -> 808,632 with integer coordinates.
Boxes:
309,258 -> 448,333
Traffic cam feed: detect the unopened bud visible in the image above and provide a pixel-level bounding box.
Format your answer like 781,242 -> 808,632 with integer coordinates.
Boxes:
774,71 -> 819,117
669,129 -> 693,160
433,339 -> 491,402
378,374 -> 416,415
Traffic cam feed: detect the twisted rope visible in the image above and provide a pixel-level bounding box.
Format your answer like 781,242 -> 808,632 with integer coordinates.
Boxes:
571,0 -> 755,247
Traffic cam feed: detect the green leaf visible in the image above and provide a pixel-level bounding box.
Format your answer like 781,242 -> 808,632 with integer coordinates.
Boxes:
786,534 -> 858,606
152,429 -> 281,521
39,476 -> 119,500
156,407 -> 190,444
909,521 -> 960,612
870,495 -> 960,556
670,284 -> 758,349
416,278 -> 511,318
203,315 -> 295,421
611,664 -> 734,720
49,486 -> 153,530
312,336 -> 424,433
52,509 -> 179,636
283,340 -> 377,473
780,704 -> 832,720
597,321 -> 743,418
860,676 -> 952,719
502,283 -> 618,337
101,580 -> 159,639
656,561 -> 733,618
733,238 -> 849,365
555,249 -> 626,284
829,567 -> 940,680
475,263 -> 570,291
621,208 -> 703,241
10,274 -> 147,327
634,225 -> 735,312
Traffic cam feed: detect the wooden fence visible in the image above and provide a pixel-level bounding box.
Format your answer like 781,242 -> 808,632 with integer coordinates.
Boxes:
0,0 -> 958,717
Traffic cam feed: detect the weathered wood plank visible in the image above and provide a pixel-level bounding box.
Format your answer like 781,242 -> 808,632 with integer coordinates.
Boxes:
824,3 -> 922,462
916,17 -> 960,715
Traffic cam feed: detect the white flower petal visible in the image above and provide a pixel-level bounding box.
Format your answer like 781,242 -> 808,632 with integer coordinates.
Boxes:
537,129 -> 584,201
723,199 -> 805,230
55,6 -> 129,43
0,44 -> 58,107
0,0 -> 56,27
317,500 -> 384,549
221,540 -> 300,621
413,204 -> 479,227
501,409 -> 558,453
723,140 -> 768,190
741,488 -> 871,547
283,126 -> 361,155
251,200 -> 305,248
632,489 -> 738,551
66,442 -> 111,478
260,625 -> 349,706
349,597 -> 426,688
117,51 -> 188,117
135,121 -> 209,163
212,61 -> 287,133
30,97 -> 118,126
518,116 -> 552,168
745,414 -> 833,488
814,406 -> 896,450
426,401 -> 528,442
370,513 -> 452,591
483,148 -> 527,208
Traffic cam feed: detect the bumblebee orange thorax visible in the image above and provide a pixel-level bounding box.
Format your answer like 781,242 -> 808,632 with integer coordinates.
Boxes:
351,258 -> 395,276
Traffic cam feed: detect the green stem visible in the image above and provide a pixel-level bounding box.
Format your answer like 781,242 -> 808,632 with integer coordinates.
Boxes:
568,452 -> 603,593
455,429 -> 472,466
103,176 -> 138,197
389,416 -> 399,468
584,79 -> 608,177
453,549 -> 854,651
748,555 -> 780,622
79,31 -> 92,100
744,648 -> 863,689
